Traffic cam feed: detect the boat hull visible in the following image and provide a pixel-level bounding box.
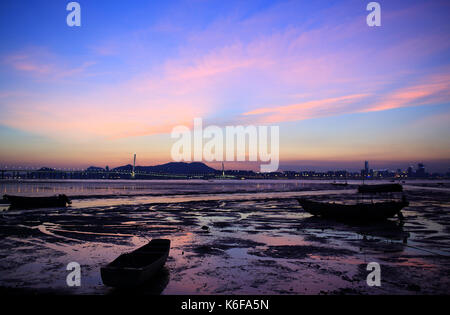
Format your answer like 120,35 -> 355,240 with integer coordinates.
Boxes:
297,198 -> 408,222
358,184 -> 403,193
101,239 -> 170,288
3,194 -> 71,209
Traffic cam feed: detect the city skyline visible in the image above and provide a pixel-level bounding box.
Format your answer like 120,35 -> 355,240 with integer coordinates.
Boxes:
0,158 -> 448,174
1,0 -> 449,171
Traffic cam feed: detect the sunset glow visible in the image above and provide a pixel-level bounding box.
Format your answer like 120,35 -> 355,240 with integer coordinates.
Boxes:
0,0 -> 449,171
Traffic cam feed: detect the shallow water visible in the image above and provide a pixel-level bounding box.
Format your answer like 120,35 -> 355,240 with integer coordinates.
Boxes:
0,180 -> 449,295
1,179 -> 449,199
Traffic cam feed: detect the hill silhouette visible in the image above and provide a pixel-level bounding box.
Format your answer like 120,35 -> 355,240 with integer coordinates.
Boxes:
111,162 -> 217,174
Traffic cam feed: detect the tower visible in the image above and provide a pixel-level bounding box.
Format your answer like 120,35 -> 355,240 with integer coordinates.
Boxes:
222,162 -> 225,177
132,153 -> 136,179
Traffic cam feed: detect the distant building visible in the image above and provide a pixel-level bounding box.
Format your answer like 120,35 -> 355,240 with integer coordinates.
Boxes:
416,163 -> 426,177
361,160 -> 370,178
407,166 -> 414,177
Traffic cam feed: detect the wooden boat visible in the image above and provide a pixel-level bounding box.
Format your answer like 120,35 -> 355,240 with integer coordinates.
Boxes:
358,184 -> 403,193
101,239 -> 171,287
297,198 -> 408,222
3,194 -> 71,209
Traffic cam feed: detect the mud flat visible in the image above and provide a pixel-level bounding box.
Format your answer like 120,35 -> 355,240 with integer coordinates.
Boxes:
0,187 -> 449,295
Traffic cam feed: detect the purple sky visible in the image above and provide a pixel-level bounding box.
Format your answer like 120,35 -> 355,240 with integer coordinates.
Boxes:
0,0 -> 449,172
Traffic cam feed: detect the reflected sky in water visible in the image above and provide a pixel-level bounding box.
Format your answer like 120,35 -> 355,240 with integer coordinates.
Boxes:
0,180 -> 449,294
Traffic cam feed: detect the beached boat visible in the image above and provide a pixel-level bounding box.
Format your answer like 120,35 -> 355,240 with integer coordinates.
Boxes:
297,198 -> 408,222
3,194 -> 71,209
101,239 -> 171,287
358,184 -> 403,193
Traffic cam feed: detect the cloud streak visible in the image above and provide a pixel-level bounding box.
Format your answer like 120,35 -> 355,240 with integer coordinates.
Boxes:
3,48 -> 96,80
242,72 -> 450,124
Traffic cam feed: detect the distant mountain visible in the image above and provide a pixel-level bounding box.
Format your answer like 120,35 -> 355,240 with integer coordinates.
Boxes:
113,162 -> 217,174
86,166 -> 105,172
113,165 -> 133,172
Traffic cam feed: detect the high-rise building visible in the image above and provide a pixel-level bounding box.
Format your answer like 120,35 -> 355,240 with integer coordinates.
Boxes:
416,163 -> 426,177
361,161 -> 370,177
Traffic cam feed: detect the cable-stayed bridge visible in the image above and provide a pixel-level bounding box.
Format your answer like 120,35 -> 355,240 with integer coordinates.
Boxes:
0,166 -> 219,180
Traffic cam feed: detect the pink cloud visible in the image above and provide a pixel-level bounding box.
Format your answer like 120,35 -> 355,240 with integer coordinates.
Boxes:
241,72 -> 450,125
242,93 -> 370,124
4,53 -> 54,74
1,2 -> 449,141
365,73 -> 450,113
3,48 -> 95,79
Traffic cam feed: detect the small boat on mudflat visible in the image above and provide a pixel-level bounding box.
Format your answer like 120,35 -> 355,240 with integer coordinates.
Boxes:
358,184 -> 403,193
101,239 -> 171,288
3,194 -> 71,209
297,198 -> 408,222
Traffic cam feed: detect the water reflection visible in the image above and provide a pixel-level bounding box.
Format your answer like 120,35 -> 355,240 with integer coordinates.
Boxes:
357,221 -> 409,242
299,216 -> 409,246
0,180 -> 449,294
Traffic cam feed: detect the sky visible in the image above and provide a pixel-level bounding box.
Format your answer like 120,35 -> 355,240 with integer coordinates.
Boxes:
0,0 -> 449,172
